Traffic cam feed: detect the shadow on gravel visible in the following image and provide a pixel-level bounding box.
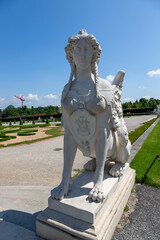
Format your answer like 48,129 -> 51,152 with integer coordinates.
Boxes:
0,209 -> 41,232
53,148 -> 63,151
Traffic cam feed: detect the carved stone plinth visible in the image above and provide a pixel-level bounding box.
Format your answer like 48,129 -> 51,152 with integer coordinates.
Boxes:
36,167 -> 135,240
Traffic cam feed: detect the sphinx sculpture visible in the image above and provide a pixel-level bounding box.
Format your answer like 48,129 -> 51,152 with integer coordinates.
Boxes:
52,30 -> 131,202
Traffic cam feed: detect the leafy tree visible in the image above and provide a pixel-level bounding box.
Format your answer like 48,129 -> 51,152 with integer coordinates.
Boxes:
148,98 -> 158,108
139,98 -> 149,108
37,107 -> 45,114
55,106 -> 60,113
122,102 -> 132,109
132,100 -> 140,108
2,105 -> 17,117
21,106 -> 28,115
31,106 -> 37,115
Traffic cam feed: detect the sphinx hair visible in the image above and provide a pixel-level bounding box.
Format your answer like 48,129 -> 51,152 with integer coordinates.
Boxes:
64,30 -> 101,96
62,63 -> 76,100
93,60 -> 99,96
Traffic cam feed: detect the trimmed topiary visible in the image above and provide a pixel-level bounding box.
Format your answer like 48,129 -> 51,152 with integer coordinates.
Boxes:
46,118 -> 49,124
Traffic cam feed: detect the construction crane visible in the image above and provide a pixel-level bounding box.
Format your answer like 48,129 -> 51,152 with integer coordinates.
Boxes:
14,95 -> 25,107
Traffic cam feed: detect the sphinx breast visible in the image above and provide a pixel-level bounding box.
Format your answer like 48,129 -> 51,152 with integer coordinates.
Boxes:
86,95 -> 106,115
62,94 -> 107,116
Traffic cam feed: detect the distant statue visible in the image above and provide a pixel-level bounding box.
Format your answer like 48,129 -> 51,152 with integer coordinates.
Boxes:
52,30 -> 131,202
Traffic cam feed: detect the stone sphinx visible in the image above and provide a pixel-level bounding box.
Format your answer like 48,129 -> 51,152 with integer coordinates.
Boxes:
52,30 -> 131,202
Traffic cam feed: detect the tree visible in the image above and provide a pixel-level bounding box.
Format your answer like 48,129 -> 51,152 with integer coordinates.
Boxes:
139,98 -> 149,108
21,105 -> 28,115
37,106 -> 45,114
122,102 -> 132,109
132,100 -> 140,108
2,105 -> 17,117
148,98 -> 158,109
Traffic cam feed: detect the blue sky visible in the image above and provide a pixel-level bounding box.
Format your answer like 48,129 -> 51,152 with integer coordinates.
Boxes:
0,0 -> 160,109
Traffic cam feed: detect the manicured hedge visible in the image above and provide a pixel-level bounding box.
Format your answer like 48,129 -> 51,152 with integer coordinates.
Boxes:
17,129 -> 38,136
18,132 -> 36,136
0,135 -> 16,141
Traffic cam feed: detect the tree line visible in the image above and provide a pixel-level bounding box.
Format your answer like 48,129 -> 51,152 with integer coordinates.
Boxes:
0,97 -> 159,117
0,105 -> 60,117
122,98 -> 160,109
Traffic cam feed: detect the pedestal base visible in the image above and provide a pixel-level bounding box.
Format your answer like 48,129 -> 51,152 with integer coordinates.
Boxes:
36,167 -> 135,240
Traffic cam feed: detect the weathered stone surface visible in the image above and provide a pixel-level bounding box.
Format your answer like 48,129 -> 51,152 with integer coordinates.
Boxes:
52,30 -> 131,202
36,30 -> 134,240
36,168 -> 135,240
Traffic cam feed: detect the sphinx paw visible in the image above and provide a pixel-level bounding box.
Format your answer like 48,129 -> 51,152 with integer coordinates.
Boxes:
84,158 -> 96,171
89,184 -> 105,202
109,163 -> 128,177
51,183 -> 69,200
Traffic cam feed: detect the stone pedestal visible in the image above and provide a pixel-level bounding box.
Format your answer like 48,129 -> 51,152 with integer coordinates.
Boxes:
36,167 -> 135,240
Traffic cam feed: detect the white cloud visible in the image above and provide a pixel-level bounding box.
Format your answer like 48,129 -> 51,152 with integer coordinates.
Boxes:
44,94 -> 57,99
142,96 -> 152,99
0,97 -> 5,102
147,69 -> 160,77
138,86 -> 146,89
26,93 -> 39,101
123,98 -> 134,102
106,74 -> 115,82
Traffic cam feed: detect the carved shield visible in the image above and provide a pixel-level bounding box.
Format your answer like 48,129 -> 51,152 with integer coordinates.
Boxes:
70,109 -> 96,141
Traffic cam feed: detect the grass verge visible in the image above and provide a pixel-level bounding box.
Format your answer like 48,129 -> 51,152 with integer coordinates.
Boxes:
130,120 -> 160,188
128,118 -> 157,144
46,127 -> 64,137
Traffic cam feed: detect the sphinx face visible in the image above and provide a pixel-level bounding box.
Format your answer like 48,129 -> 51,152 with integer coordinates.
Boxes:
72,39 -> 93,70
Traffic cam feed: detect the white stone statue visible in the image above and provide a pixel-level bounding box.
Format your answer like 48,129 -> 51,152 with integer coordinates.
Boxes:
52,30 -> 131,202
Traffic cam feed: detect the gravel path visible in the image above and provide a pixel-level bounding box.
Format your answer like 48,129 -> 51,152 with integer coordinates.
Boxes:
0,115 -> 156,186
0,137 -> 90,186
124,114 -> 156,133
0,115 -> 159,240
112,184 -> 160,240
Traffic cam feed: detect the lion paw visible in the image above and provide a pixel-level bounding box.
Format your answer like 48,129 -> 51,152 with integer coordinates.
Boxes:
88,184 -> 105,202
51,183 -> 69,200
109,163 -> 128,177
84,158 -> 96,171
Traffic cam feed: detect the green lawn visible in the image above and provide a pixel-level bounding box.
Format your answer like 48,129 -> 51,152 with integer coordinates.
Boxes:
17,129 -> 38,136
46,126 -> 64,137
130,120 -> 160,188
128,118 -> 157,144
